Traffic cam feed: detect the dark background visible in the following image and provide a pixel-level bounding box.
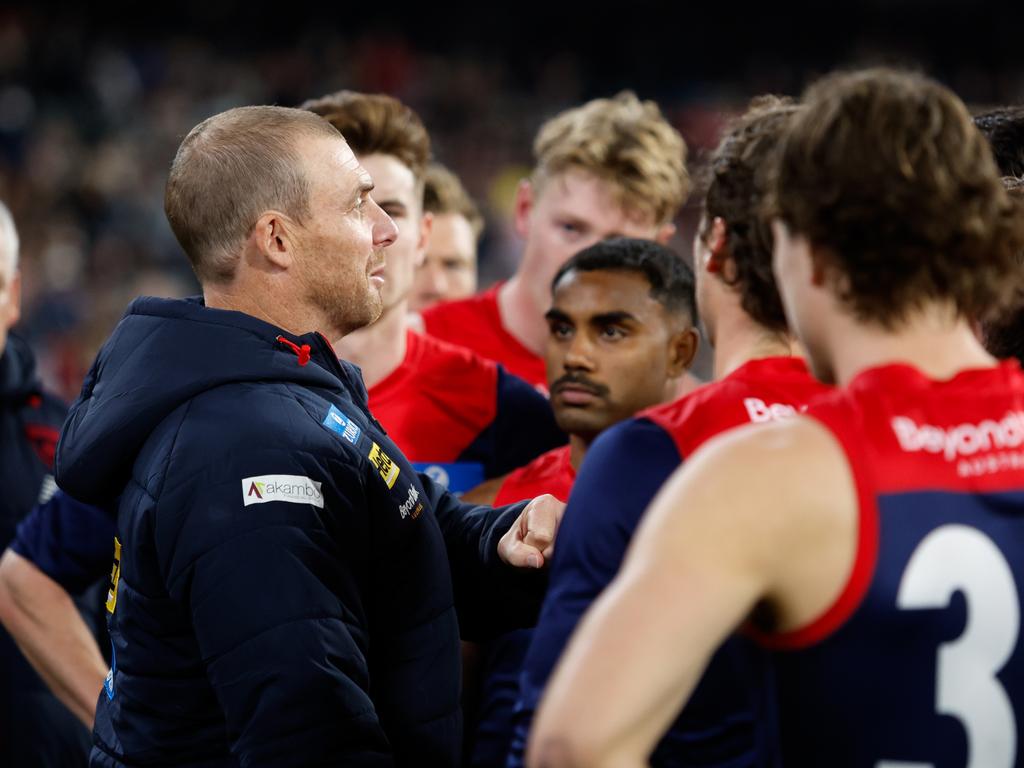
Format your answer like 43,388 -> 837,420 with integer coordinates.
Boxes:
3,1 -> 1021,396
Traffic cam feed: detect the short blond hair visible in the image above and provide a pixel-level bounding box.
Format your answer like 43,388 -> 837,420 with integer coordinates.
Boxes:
423,163 -> 484,238
532,91 -> 689,225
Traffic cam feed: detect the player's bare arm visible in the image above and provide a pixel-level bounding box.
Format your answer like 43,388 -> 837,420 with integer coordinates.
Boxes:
526,416 -> 858,768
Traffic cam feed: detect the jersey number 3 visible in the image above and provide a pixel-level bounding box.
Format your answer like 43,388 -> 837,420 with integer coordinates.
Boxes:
879,524 -> 1019,768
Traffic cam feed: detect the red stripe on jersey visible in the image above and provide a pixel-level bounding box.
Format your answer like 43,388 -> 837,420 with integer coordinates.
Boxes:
747,397 -> 880,650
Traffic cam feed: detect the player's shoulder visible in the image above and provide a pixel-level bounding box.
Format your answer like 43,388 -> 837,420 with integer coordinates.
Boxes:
519,444 -> 571,479
407,330 -> 499,396
686,414 -> 852,518
421,284 -> 499,332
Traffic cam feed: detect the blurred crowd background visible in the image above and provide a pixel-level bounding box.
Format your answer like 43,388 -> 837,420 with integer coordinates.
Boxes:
2,0 -> 1023,399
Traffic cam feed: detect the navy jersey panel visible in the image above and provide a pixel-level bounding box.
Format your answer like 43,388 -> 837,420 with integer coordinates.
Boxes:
775,488 -> 1024,767
54,296 -> 539,768
764,361 -> 1024,767
0,333 -> 67,550
459,366 -> 565,481
510,393 -> 805,766
510,417 -> 693,767
11,489 -> 115,594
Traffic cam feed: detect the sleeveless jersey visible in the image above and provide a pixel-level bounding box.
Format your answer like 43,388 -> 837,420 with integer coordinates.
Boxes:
758,361 -> 1024,767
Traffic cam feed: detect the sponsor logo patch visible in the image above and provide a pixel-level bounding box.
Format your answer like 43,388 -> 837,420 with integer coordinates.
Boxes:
105,538 -> 121,614
399,484 -> 423,520
242,474 -> 325,508
891,412 -> 1024,461
744,397 -> 805,424
323,405 -> 362,445
104,648 -> 116,701
368,443 -> 400,489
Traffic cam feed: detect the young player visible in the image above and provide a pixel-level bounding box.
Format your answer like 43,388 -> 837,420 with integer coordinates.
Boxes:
529,68 -> 1024,768
302,92 -> 564,493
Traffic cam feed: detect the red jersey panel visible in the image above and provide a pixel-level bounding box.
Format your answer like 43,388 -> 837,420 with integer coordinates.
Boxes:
641,356 -> 830,457
421,283 -> 548,389
369,330 -> 496,463
493,445 -> 575,506
754,361 -> 1024,766
366,330 -> 565,494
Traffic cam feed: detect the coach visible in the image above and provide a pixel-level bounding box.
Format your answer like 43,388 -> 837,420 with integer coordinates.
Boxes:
55,105 -> 560,768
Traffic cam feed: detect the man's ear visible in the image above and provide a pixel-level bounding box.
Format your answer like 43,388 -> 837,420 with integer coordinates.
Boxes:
667,325 -> 700,377
250,212 -> 296,271
654,221 -> 676,244
414,211 -> 434,269
513,179 -> 534,240
2,270 -> 21,330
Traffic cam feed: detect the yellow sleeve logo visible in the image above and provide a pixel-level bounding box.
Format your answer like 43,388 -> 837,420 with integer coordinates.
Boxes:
105,537 -> 121,614
369,443 -> 400,489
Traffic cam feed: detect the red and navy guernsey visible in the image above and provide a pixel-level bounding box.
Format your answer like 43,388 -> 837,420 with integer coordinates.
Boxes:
510,356 -> 830,767
367,330 -> 564,495
755,360 -> 1024,767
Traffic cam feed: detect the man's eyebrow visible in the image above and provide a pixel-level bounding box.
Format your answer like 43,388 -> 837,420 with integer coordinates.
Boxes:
591,310 -> 637,324
545,308 -> 571,322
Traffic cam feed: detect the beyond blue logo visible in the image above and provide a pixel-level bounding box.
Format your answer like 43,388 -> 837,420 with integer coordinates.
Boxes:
104,647 -> 116,700
323,405 -> 362,445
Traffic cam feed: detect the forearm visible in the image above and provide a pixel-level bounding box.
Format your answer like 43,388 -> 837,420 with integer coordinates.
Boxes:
0,549 -> 106,727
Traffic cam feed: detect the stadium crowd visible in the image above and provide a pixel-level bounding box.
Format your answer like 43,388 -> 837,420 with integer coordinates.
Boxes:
2,9 -> 1024,768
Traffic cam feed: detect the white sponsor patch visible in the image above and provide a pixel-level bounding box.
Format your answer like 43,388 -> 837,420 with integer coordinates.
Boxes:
242,474 -> 325,508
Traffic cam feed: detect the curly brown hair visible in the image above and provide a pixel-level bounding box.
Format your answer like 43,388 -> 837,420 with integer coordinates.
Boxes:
767,68 -> 1024,328
701,95 -> 800,333
300,91 -> 431,185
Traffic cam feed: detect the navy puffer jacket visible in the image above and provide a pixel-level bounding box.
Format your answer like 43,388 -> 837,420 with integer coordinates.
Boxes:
56,297 -> 543,768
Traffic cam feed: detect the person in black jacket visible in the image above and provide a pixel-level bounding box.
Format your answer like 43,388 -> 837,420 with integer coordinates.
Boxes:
54,105 -> 562,768
0,200 -> 94,766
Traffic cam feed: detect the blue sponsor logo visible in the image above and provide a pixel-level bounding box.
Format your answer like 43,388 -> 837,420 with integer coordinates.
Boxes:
323,405 -> 362,445
413,462 -> 485,495
104,647 -> 116,700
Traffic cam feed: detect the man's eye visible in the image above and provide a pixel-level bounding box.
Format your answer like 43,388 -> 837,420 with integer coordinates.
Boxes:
601,326 -> 626,340
551,323 -> 573,339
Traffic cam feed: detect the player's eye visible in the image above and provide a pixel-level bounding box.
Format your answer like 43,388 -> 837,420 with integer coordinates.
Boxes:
549,322 -> 574,339
600,325 -> 627,340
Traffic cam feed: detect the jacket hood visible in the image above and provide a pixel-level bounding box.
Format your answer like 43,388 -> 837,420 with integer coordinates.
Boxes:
0,332 -> 42,403
56,296 -> 366,504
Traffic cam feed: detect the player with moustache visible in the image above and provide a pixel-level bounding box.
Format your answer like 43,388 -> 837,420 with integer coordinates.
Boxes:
529,69 -> 1024,768
422,92 -> 690,391
460,237 -> 698,767
465,238 -> 698,508
302,92 -> 564,495
510,97 -> 832,768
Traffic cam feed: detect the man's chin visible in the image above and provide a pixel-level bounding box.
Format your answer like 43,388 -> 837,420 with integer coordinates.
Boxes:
554,411 -> 608,439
